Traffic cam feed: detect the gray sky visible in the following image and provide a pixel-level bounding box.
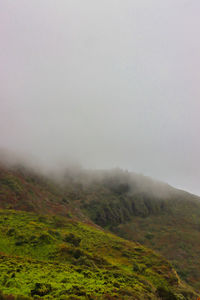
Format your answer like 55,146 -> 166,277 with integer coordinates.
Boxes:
1,0 -> 200,195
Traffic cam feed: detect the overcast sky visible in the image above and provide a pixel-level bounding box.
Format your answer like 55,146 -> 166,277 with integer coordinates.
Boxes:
0,0 -> 200,195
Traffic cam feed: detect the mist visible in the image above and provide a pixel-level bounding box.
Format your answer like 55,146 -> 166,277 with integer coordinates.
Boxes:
1,0 -> 200,195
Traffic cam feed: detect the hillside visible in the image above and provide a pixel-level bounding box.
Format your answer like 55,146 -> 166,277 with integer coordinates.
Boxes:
75,170 -> 200,291
0,164 -> 88,222
0,209 -> 196,299
0,164 -> 200,296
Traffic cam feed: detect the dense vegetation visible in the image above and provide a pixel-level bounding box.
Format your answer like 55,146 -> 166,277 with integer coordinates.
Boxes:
0,209 -> 196,299
1,163 -> 200,296
77,173 -> 200,291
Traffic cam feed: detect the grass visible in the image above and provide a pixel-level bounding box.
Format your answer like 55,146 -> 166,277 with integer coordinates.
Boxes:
0,209 -> 197,299
1,165 -> 200,297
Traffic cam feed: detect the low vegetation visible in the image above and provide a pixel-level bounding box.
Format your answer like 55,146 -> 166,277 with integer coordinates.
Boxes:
0,209 -> 197,299
1,164 -> 200,296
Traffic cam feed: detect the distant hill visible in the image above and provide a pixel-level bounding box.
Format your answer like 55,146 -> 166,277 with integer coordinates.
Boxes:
0,162 -> 200,296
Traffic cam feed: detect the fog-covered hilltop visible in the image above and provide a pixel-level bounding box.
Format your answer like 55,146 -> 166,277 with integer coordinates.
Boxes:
0,160 -> 199,298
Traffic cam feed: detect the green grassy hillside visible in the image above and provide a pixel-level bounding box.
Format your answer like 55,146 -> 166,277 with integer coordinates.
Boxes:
0,209 -> 196,299
1,164 -> 200,296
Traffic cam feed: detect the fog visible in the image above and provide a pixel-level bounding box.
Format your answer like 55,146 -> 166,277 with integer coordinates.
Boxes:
0,1 -> 200,195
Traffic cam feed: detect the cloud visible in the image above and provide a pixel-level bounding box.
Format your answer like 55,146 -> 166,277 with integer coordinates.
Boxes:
0,0 -> 199,194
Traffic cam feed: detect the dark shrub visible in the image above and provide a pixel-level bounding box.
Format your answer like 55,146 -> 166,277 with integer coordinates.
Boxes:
132,262 -> 145,273
68,285 -> 87,296
15,235 -> 27,246
75,256 -> 96,268
38,233 -> 53,244
156,286 -> 177,300
64,233 -> 81,247
31,283 -> 52,297
6,228 -> 16,236
73,248 -> 83,259
48,229 -> 60,238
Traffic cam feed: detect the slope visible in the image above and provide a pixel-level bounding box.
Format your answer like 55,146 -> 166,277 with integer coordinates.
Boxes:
0,209 -> 197,299
76,170 -> 200,291
1,164 -> 200,293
